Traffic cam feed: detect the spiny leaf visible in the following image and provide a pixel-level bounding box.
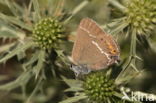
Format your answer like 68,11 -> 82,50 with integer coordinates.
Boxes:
0,21 -> 25,39
0,13 -> 32,31
64,87 -> 84,92
22,51 -> 40,70
102,17 -> 126,29
5,0 -> 19,17
59,93 -> 87,103
61,76 -> 83,88
0,42 -> 16,53
12,2 -> 24,15
115,69 -> 143,85
32,0 -> 41,22
64,0 -> 89,24
17,51 -> 26,61
26,77 -> 43,103
33,50 -> 46,79
110,22 -> 128,35
0,70 -> 32,91
0,41 -> 34,63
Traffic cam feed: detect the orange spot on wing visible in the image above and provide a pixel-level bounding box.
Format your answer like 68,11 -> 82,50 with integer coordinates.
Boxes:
105,41 -> 117,54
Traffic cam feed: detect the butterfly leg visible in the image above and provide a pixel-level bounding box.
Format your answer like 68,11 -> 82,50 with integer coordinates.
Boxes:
70,64 -> 91,77
70,64 -> 81,77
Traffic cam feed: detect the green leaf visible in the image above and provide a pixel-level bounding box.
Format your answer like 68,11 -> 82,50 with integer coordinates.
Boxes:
22,51 -> 40,70
59,94 -> 87,103
64,0 -> 89,24
61,76 -> 83,88
12,2 -> 25,17
33,50 -> 46,79
0,13 -> 32,31
0,21 -> 25,39
26,77 -> 43,103
113,92 -> 124,99
17,51 -> 26,61
109,0 -> 126,12
0,30 -> 18,38
55,50 -> 70,65
0,41 -> 34,63
5,0 -> 19,17
0,70 -> 32,91
115,68 -> 143,85
0,42 -> 16,53
102,17 -> 126,29
64,87 -> 84,92
32,0 -> 41,22
110,22 -> 128,35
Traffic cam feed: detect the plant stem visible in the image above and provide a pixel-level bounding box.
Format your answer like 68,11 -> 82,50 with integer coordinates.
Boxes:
130,29 -> 136,56
115,29 -> 139,84
64,0 -> 89,24
26,77 -> 43,103
130,29 -> 139,72
109,0 -> 126,13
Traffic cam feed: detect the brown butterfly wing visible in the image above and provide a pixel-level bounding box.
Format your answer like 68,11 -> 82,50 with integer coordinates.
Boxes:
83,18 -> 120,59
83,18 -> 120,56
79,18 -> 108,37
72,18 -> 110,70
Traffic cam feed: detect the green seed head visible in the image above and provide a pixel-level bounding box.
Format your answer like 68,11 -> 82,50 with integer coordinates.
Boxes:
32,18 -> 65,49
126,0 -> 156,35
83,72 -> 115,103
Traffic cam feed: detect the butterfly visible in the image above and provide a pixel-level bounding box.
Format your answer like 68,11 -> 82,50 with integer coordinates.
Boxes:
70,18 -> 120,76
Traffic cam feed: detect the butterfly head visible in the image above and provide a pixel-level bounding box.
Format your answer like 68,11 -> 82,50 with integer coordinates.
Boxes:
108,41 -> 120,64
110,55 -> 120,64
